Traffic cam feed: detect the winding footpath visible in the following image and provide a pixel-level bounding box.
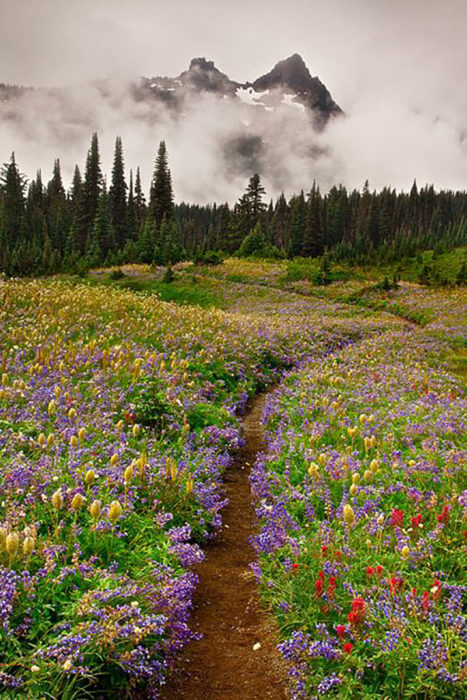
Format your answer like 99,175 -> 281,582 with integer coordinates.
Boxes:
161,393 -> 288,699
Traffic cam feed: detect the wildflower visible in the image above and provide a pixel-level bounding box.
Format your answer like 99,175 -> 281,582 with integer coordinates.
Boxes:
308,462 -> 319,478
47,399 -> 57,415
6,532 -> 19,555
124,464 -> 134,485
437,506 -> 450,524
366,566 -> 374,576
47,433 -> 55,448
411,514 -> 423,529
401,545 -> 410,560
89,500 -> 101,520
186,477 -> 194,495
352,472 -> 360,484
370,458 -> 379,472
343,642 -> 353,653
37,432 -> 46,447
328,576 -> 337,597
350,483 -> 358,496
69,435 -> 78,447
84,470 -> 96,486
391,509 -> 404,528
110,453 -> 119,466
431,580 -> 441,601
51,489 -> 63,510
336,625 -> 346,639
343,504 -> 355,525
78,427 -> 86,442
109,500 -> 123,523
375,564 -> 384,576
132,423 -> 140,437
63,659 -> 72,671
70,493 -> 85,511
31,665 -> 40,673
389,576 -> 403,595
23,536 -> 35,556
68,407 -> 76,419
318,453 -> 326,466
315,571 -> 325,597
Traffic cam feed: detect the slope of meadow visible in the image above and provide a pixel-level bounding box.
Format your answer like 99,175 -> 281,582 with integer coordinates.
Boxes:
0,267 -> 464,698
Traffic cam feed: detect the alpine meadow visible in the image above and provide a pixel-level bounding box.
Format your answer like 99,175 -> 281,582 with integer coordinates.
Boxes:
0,1 -> 466,699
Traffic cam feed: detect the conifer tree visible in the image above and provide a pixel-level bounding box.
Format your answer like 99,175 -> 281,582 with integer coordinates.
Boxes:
0,153 -> 26,248
303,183 -> 324,257
287,191 -> 306,258
76,133 -> 103,253
109,136 -> 127,249
149,141 -> 174,230
134,166 -> 146,231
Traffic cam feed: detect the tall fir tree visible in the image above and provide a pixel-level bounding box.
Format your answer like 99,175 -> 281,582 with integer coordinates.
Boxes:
108,136 -> 127,250
76,132 -> 103,254
149,141 -> 174,230
134,166 -> 146,232
0,153 -> 26,248
287,191 -> 307,258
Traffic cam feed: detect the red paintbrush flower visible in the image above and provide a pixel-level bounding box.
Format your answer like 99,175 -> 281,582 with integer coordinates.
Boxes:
336,625 -> 346,639
343,642 -> 353,653
437,506 -> 450,524
315,571 -> 325,597
391,508 -> 404,528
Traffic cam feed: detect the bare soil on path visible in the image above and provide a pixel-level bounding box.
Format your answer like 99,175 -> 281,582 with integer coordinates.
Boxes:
161,393 -> 289,700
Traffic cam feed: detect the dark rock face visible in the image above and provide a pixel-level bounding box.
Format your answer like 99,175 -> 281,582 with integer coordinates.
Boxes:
177,57 -> 240,95
0,53 -> 341,124
251,54 -> 342,123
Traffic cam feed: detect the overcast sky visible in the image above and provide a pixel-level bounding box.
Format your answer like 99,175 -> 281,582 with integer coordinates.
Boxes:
1,0 -> 466,198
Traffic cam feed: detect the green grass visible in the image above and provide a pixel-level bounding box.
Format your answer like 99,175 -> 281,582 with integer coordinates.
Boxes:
87,272 -> 222,308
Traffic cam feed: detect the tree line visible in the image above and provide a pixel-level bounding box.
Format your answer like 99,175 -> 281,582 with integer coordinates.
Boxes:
0,133 -> 465,276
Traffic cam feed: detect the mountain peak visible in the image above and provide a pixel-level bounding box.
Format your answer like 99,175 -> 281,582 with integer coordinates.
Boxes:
251,54 -> 342,122
189,57 -> 217,72
253,54 -> 314,94
178,57 -> 238,94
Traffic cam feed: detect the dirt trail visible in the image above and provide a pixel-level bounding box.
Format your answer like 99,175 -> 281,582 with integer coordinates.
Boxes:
161,393 -> 288,699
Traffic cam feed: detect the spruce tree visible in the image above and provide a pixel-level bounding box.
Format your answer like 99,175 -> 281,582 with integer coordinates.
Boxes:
77,133 -> 103,254
109,136 -> 127,250
287,191 -> 306,258
303,183 -> 324,257
149,141 -> 174,230
0,153 -> 26,249
126,170 -> 136,240
134,167 -> 146,231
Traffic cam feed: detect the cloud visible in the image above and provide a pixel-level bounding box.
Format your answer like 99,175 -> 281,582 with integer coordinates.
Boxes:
0,0 -> 466,201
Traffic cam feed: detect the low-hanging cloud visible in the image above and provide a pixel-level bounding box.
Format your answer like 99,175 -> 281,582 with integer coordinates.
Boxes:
0,0 -> 466,202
